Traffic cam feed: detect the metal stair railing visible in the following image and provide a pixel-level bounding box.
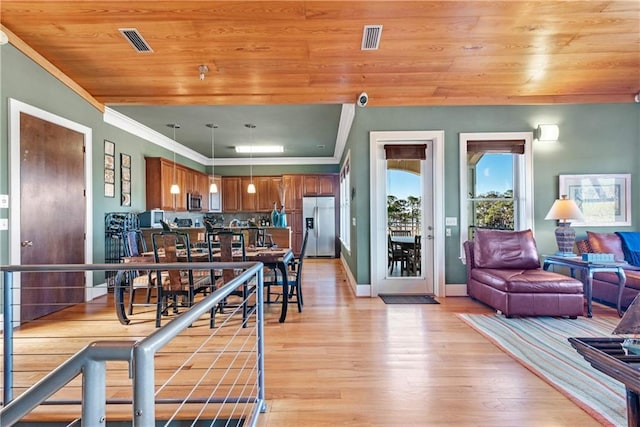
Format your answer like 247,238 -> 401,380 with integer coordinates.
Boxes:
1,261 -> 266,427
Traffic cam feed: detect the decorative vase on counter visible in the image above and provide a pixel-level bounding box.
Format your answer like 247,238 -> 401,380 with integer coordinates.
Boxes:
279,206 -> 287,228
271,203 -> 280,228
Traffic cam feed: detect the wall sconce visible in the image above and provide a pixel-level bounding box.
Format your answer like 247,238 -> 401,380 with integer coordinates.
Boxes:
535,124 -> 559,142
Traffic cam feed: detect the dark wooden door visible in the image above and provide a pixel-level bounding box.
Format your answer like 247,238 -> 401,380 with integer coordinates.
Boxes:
20,112 -> 86,322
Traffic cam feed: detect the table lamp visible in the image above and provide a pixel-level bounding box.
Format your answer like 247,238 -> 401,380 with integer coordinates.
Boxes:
545,195 -> 585,257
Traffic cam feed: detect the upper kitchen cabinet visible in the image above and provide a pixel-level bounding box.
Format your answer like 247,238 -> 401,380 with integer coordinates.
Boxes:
303,174 -> 336,196
240,177 -> 258,212
146,157 -> 212,212
222,177 -> 241,212
208,176 -> 222,212
282,175 -> 303,211
256,176 -> 282,211
145,157 -> 189,211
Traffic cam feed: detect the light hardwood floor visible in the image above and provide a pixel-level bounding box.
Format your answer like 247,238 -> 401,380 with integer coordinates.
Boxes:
5,259 -> 615,426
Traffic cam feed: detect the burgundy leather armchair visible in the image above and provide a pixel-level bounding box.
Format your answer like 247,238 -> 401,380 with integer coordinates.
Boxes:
464,229 -> 584,317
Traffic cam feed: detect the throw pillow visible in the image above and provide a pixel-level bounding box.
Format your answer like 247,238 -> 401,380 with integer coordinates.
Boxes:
473,229 -> 540,269
575,239 -> 593,255
586,231 -> 625,262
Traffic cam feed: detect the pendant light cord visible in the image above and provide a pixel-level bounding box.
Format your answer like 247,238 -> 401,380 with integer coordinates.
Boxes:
173,125 -> 177,183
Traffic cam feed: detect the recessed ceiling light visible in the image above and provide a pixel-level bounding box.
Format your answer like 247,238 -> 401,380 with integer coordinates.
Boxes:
235,145 -> 284,154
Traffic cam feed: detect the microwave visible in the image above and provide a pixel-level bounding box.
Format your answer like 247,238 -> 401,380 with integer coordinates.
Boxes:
139,209 -> 165,228
187,193 -> 203,211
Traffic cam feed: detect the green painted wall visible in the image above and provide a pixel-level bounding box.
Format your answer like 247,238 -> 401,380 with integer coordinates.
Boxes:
213,165 -> 338,176
341,105 -> 640,285
2,43 -> 639,292
0,45 -> 206,278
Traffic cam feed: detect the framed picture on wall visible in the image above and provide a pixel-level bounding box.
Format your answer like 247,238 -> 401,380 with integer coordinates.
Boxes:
559,173 -> 631,226
104,140 -> 116,197
105,183 -> 115,198
104,139 -> 115,156
120,153 -> 131,206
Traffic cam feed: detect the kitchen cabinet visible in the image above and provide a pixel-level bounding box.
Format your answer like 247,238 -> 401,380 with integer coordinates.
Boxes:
256,176 -> 282,211
282,175 -> 303,211
145,157 -> 189,211
192,172 -> 210,207
222,177 -> 241,212
303,174 -> 336,196
240,177 -> 257,211
146,157 -> 212,211
289,212 -> 304,255
208,176 -> 222,212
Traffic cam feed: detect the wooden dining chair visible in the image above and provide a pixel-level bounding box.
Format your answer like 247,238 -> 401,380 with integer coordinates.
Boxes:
265,230 -> 308,313
121,229 -> 155,315
151,231 -> 213,327
209,230 -> 253,326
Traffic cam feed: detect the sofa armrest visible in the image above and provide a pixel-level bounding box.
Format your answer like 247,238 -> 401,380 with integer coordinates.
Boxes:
463,240 -> 475,283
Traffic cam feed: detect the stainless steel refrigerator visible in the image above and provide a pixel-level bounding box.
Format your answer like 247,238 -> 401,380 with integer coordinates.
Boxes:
302,196 -> 336,257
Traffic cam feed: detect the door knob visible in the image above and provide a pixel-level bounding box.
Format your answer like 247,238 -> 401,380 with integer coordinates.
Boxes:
426,235 -> 434,240
21,240 -> 33,247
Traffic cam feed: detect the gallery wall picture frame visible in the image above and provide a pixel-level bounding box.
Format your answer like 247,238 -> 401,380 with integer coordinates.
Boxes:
104,139 -> 115,156
104,140 -> 115,198
559,173 -> 631,227
120,153 -> 131,206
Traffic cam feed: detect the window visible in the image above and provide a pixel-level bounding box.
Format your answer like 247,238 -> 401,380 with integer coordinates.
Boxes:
459,133 -> 534,261
339,151 -> 351,251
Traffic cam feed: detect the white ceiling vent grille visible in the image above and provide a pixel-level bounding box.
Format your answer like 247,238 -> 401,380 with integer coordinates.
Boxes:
119,28 -> 153,53
361,25 -> 383,50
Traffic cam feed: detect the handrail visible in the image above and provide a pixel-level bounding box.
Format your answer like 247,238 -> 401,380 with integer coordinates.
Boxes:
1,261 -> 265,426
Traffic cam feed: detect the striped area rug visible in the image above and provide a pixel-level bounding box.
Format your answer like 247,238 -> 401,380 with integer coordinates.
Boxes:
457,314 -> 626,427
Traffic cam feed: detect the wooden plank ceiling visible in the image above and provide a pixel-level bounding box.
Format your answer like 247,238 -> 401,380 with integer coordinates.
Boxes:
1,1 -> 639,107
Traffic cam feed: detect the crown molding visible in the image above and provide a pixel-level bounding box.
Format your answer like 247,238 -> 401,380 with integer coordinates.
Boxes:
104,106 -> 350,166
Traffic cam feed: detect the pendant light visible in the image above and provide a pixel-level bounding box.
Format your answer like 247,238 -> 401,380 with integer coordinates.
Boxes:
245,123 -> 256,194
206,123 -> 218,193
167,124 -> 180,195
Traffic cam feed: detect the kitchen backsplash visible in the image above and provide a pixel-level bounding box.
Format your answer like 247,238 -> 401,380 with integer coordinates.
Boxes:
163,211 -> 274,228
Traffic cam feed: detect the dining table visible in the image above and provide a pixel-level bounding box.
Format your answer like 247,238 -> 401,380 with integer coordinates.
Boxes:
115,246 -> 294,325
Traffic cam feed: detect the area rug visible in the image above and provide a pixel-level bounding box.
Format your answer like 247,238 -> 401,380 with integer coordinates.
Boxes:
457,314 -> 626,426
380,295 -> 439,304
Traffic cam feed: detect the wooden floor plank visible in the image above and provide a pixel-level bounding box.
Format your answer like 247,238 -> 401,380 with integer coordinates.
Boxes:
3,259 -> 614,425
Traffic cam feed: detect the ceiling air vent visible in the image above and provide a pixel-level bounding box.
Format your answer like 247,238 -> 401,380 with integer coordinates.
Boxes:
119,28 -> 153,53
361,25 -> 383,50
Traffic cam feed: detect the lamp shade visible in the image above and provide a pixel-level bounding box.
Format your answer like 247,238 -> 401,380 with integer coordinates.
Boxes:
536,124 -> 559,142
545,195 -> 584,222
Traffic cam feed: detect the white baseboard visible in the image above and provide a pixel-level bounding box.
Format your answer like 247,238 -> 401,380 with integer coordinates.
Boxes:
86,282 -> 109,301
339,254 -> 371,297
338,255 -> 467,298
445,283 -> 468,297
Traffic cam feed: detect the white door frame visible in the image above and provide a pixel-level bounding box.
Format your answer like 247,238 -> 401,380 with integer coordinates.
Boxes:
7,98 -> 95,325
369,130 -> 445,297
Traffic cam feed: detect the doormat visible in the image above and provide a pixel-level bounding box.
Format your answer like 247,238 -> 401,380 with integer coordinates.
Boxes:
379,295 -> 439,304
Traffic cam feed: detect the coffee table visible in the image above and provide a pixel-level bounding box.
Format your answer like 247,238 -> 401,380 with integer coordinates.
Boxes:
543,255 -> 627,317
